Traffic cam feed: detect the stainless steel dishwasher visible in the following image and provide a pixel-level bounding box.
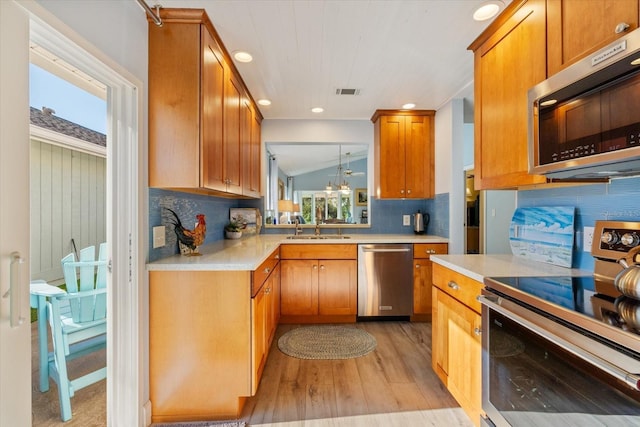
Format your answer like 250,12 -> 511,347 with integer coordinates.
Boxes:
357,244 -> 413,317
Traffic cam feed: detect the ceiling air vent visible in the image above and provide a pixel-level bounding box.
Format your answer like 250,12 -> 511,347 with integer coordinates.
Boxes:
335,88 -> 361,95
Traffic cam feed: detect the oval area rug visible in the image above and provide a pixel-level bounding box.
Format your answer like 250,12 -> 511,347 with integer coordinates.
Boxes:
278,325 -> 377,359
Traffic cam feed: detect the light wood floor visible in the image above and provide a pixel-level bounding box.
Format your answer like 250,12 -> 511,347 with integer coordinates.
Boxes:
31,321 -> 471,426
240,322 -> 473,426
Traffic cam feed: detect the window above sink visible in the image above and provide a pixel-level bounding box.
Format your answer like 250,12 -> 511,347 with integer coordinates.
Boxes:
265,143 -> 370,229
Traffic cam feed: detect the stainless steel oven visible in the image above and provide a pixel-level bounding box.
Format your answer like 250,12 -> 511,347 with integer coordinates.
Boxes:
479,221 -> 640,426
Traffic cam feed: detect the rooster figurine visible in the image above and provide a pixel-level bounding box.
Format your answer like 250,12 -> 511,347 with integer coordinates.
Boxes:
165,208 -> 206,256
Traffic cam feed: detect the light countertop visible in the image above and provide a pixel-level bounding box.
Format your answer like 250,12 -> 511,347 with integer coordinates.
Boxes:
147,233 -> 448,271
430,254 -> 590,283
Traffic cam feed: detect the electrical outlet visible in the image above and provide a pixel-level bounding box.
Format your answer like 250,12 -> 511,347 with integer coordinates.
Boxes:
583,226 -> 595,252
153,226 -> 166,248
403,215 -> 411,226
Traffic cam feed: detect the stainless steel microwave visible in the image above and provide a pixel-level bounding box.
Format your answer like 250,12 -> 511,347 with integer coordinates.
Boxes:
528,28 -> 640,179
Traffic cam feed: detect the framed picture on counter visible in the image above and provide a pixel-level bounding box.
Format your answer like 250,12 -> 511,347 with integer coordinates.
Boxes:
230,208 -> 258,234
356,188 -> 367,206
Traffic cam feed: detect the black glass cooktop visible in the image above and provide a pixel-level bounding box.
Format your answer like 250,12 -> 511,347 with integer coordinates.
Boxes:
488,275 -> 594,314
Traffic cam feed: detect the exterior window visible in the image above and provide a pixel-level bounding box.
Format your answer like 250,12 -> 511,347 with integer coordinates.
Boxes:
296,190 -> 353,224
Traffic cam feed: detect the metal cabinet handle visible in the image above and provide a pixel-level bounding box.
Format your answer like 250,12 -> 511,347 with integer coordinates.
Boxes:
313,264 -> 318,270
2,252 -> 26,328
425,249 -> 436,254
320,265 -> 325,270
447,281 -> 460,291
400,189 -> 405,194
407,189 -> 411,194
415,264 -> 420,269
474,327 -> 482,336
275,254 -> 280,259
264,267 -> 270,274
265,287 -> 271,295
615,22 -> 630,33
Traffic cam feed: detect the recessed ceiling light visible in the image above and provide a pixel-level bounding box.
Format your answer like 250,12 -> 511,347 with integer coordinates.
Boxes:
631,57 -> 640,66
473,1 -> 504,21
402,103 -> 416,109
233,51 -> 253,63
311,107 -> 324,113
540,99 -> 557,107
258,99 -> 271,106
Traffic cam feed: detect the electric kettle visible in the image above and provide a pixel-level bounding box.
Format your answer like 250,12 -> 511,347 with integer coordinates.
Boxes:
414,210 -> 430,235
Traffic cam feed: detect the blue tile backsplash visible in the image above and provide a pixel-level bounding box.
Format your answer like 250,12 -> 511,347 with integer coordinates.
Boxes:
517,176 -> 640,270
149,188 -> 449,262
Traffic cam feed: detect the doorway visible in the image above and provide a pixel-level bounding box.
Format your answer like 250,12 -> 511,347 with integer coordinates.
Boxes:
25,11 -> 143,426
29,45 -> 108,424
465,170 -> 480,254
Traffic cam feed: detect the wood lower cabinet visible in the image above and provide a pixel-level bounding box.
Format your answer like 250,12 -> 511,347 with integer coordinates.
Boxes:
149,248 -> 280,423
149,270 -> 252,423
251,262 -> 280,394
431,263 -> 483,427
547,0 -> 639,75
371,110 -> 435,199
469,0 -> 547,190
412,243 -> 448,321
280,244 -> 357,323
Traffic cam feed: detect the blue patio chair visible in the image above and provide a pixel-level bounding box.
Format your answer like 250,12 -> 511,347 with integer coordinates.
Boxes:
47,243 -> 107,421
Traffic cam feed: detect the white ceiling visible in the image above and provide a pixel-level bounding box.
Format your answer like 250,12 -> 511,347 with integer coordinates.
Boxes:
158,0 -> 511,121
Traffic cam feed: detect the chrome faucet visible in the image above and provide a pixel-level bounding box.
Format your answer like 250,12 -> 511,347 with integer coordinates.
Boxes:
294,217 -> 302,235
314,223 -> 321,236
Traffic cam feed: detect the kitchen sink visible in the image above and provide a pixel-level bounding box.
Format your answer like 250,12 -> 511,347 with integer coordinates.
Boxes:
286,235 -> 351,240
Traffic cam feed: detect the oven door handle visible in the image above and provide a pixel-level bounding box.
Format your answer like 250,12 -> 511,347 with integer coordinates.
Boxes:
478,294 -> 640,392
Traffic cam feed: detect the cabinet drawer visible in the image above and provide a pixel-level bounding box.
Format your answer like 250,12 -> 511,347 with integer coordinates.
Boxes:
432,263 -> 483,314
414,243 -> 448,259
280,244 -> 356,260
252,247 -> 280,296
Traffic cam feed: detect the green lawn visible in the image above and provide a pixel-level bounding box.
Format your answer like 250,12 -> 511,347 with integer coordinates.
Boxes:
30,284 -> 66,323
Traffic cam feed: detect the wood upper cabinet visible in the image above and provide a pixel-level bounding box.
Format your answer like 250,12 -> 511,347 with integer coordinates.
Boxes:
431,263 -> 483,427
242,97 -> 262,198
280,244 -> 357,322
371,110 -> 435,199
468,0 -> 547,190
148,9 -> 262,197
412,243 -> 448,320
547,0 -> 640,75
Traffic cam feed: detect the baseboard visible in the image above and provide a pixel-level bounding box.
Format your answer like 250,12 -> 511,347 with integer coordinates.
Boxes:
143,400 -> 152,427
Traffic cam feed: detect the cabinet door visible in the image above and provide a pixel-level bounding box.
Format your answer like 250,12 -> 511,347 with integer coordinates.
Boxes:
445,293 -> 482,426
223,70 -> 243,194
405,115 -> 434,198
547,0 -> 639,75
267,263 -> 281,346
413,258 -> 433,315
251,284 -> 267,394
432,286 -> 449,384
201,28 -> 226,192
318,260 -> 357,315
280,260 -> 319,315
472,0 -> 547,190
377,115 -> 407,198
242,99 -> 261,198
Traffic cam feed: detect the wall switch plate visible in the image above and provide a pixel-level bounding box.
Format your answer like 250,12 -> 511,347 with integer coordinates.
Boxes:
403,215 -> 411,226
153,226 -> 166,248
583,226 -> 594,252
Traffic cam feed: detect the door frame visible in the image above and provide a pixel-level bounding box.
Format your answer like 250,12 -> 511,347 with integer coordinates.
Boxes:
24,3 -> 145,426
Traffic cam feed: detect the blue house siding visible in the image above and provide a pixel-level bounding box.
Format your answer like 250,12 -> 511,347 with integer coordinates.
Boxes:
517,176 -> 640,270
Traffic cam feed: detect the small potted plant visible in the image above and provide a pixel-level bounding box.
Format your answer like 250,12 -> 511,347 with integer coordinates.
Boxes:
224,220 -> 243,239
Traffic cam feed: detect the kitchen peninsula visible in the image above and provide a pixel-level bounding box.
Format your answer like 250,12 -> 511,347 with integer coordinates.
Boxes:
147,233 -> 447,423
